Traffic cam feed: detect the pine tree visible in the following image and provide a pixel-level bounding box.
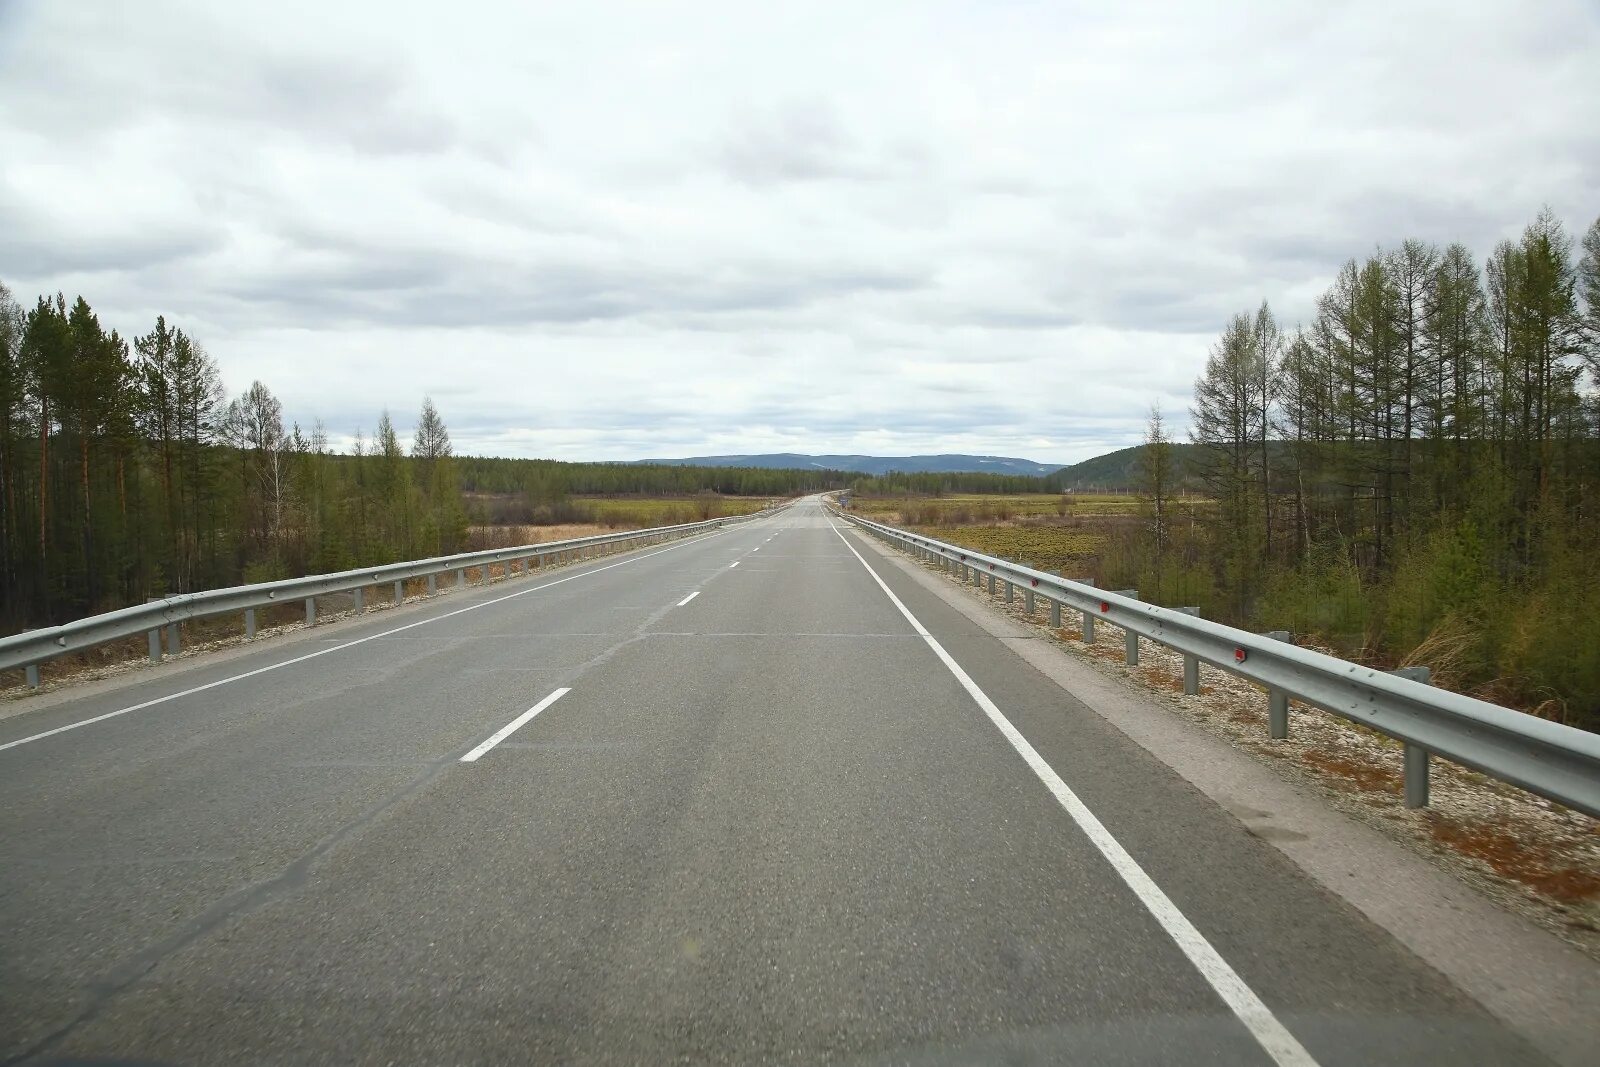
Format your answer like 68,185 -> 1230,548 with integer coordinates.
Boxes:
1422,244 -> 1489,504
171,330 -> 224,588
20,295 -> 72,616
1190,311 -> 1267,613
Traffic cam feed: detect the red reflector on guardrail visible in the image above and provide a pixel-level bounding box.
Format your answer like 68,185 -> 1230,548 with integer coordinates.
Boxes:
1100,601 -> 1109,612
1030,578 -> 1038,587
1235,648 -> 1247,663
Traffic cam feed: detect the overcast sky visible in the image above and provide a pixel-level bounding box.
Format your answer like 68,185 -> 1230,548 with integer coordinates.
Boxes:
2,1 -> 1596,464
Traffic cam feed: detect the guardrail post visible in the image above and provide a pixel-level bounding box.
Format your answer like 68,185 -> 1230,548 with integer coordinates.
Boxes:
25,664 -> 39,689
1262,631 -> 1292,737
1391,666 -> 1433,807
1004,580 -> 1014,603
1404,744 -> 1430,808
166,622 -> 181,656
305,598 -> 316,626
1115,590 -> 1138,664
1023,587 -> 1034,614
394,580 -> 404,604
245,608 -> 256,639
1074,578 -> 1096,641
481,563 -> 493,585
149,628 -> 162,663
353,587 -> 365,613
427,573 -> 437,595
987,573 -> 997,594
1179,607 -> 1201,694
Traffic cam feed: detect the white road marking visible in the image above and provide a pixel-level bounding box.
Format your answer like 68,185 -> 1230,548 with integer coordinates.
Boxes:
827,520 -> 1319,1067
729,561 -> 740,568
677,591 -> 700,607
0,531 -> 723,755
752,546 -> 760,551
461,688 -> 571,762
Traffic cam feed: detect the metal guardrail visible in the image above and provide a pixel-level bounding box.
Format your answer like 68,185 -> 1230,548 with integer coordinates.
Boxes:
4,504 -> 787,685
834,507 -> 1600,819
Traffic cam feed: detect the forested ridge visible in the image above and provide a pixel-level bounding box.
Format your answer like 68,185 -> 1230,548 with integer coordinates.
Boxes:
0,284 -> 836,632
1131,208 -> 1600,726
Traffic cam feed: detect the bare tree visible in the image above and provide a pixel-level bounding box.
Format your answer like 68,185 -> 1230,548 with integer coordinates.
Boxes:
1136,403 -> 1175,599
225,381 -> 286,550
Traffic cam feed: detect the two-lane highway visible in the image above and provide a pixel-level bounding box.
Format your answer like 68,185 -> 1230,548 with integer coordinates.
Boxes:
0,500 -> 1555,1064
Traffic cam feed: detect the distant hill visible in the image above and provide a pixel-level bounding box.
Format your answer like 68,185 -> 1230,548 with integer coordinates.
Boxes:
635,453 -> 1063,477
1044,443 -> 1203,492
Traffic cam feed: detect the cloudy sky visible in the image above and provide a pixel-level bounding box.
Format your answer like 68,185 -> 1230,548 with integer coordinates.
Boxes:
2,1 -> 1596,464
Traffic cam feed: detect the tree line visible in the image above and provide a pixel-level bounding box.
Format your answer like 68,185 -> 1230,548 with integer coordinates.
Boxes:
847,470 -> 1048,496
456,456 -> 844,500
0,285 -> 829,632
1134,207 -> 1600,726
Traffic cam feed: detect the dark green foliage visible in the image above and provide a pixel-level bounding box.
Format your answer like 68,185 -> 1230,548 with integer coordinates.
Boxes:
0,289 -> 824,633
455,456 -> 844,499
1044,443 -> 1204,492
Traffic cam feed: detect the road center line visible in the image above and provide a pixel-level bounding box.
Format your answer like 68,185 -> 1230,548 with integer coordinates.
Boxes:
0,530 -> 724,755
677,591 -> 700,607
461,688 -> 571,762
729,561 -> 740,568
826,519 -> 1318,1067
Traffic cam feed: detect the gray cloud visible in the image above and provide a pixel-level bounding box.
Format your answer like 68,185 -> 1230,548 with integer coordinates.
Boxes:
1,0 -> 1596,464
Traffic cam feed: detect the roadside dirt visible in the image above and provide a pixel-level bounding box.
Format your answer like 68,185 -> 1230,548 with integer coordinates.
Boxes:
918,554 -> 1600,962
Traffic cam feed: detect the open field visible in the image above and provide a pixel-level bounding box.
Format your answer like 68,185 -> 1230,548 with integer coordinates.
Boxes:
844,493 -> 1199,579
848,492 -> 1143,523
906,524 -> 1108,576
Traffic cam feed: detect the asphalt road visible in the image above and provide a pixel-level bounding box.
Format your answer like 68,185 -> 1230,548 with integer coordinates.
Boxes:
0,499 -> 1560,1065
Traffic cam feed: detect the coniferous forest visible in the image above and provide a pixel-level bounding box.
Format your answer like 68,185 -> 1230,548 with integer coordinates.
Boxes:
0,284 -> 839,631
1132,209 -> 1600,726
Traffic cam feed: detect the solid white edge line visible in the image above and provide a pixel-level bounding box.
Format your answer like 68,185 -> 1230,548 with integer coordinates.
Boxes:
826,518 -> 1319,1067
460,687 -> 571,762
677,591 -> 700,607
0,530 -> 725,755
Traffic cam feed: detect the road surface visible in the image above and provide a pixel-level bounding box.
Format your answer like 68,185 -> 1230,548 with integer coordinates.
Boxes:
0,499 -> 1559,1064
